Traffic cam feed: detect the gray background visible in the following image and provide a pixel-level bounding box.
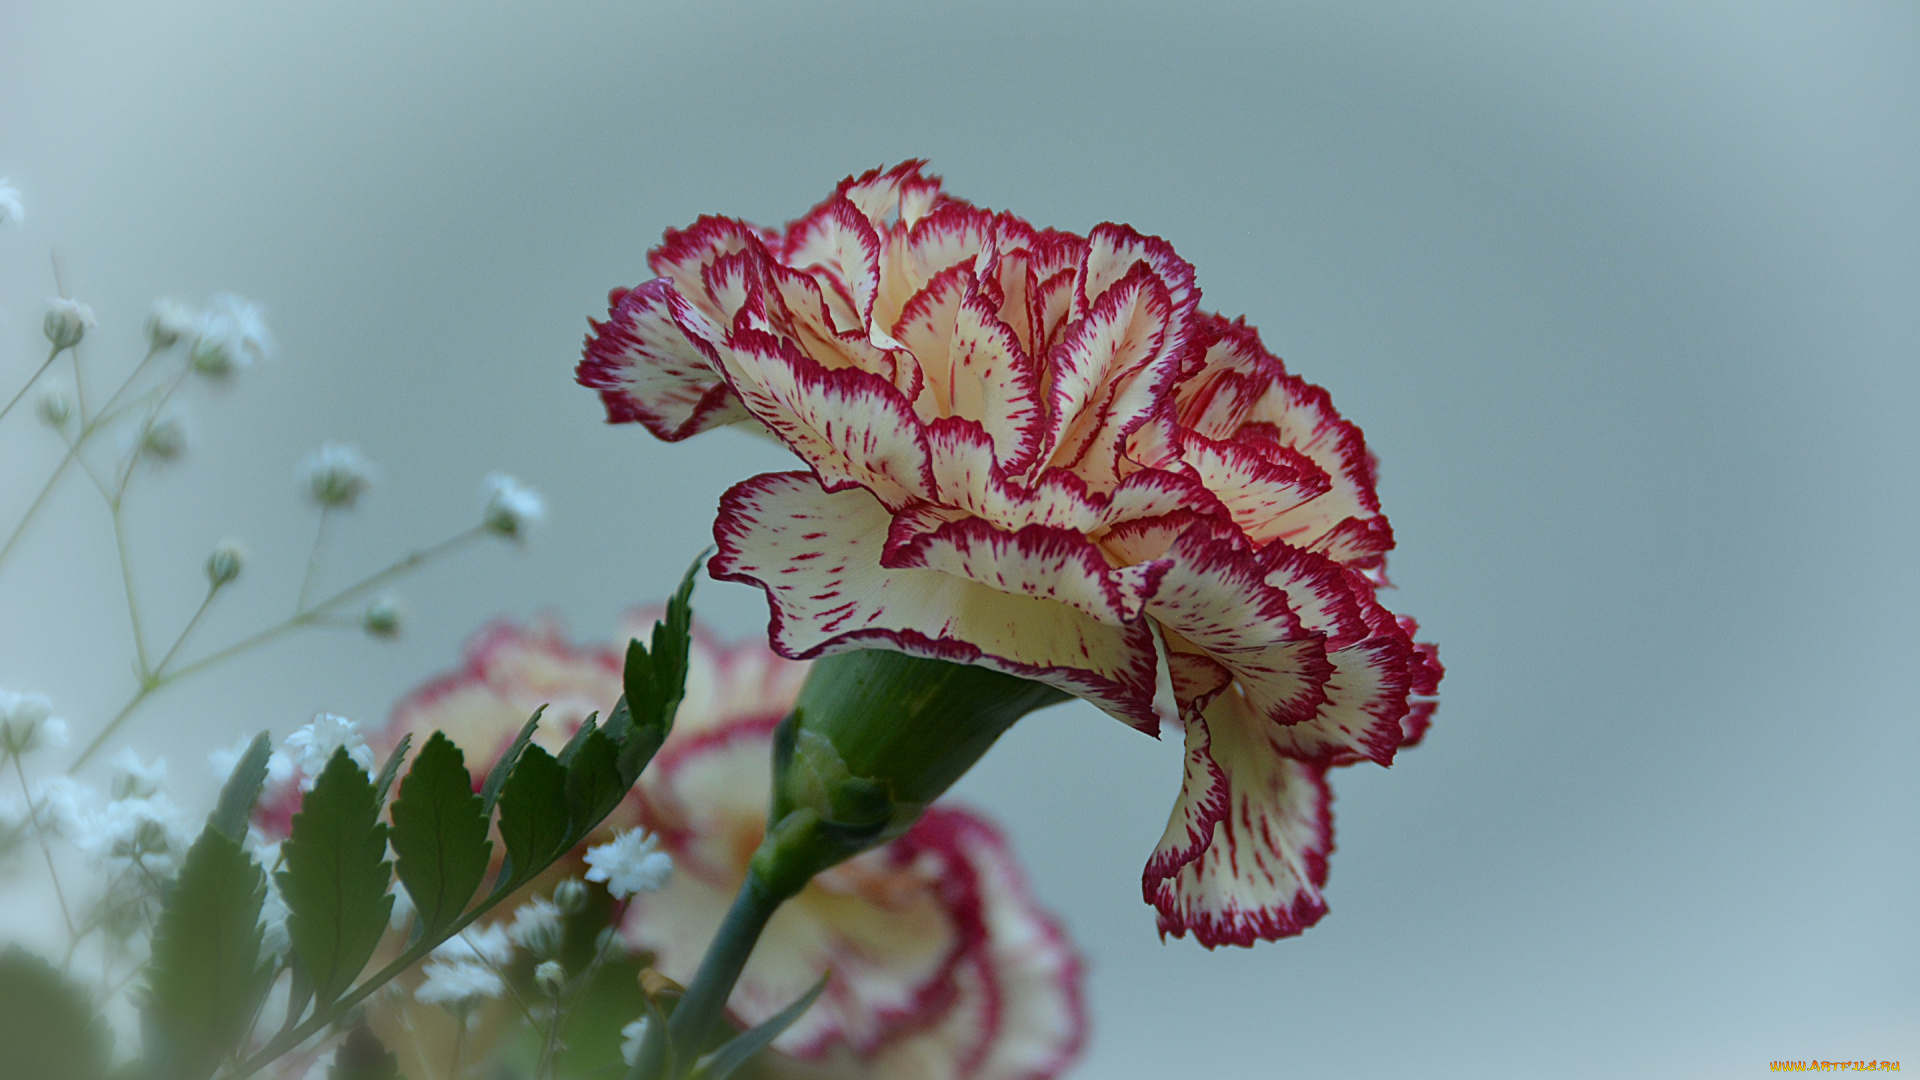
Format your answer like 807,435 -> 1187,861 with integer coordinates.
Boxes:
2,1 -> 1915,1076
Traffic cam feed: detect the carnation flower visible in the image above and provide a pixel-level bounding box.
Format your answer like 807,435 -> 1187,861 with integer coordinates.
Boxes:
580,162 -> 1442,946
379,613 -> 1084,1079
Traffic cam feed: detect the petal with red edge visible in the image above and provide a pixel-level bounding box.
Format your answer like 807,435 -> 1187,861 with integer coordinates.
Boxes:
782,196 -> 884,329
1037,263 -> 1177,491
577,279 -> 750,441
882,515 -> 1167,626
712,473 -> 1161,728
1142,707 -> 1229,886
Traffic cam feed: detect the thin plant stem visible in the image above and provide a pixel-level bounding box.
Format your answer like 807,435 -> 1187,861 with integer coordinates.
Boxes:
632,871 -> 784,1080
449,1012 -> 468,1080
0,345 -> 63,425
111,502 -> 153,678
295,508 -> 332,612
9,753 -> 77,942
70,526 -> 487,770
152,583 -> 222,676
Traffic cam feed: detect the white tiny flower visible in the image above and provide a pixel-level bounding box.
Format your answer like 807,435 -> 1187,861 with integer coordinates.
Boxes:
206,538 -> 246,587
413,960 -> 504,1008
298,443 -> 376,510
0,690 -> 67,757
533,959 -> 567,997
0,178 -> 22,228
43,297 -> 95,351
284,713 -> 375,781
481,473 -> 545,540
145,299 -> 199,351
37,383 -> 71,427
432,922 -> 513,967
109,748 -> 168,800
362,596 -> 401,639
29,777 -> 96,840
139,412 -> 189,462
507,897 -> 564,958
209,736 -> 295,788
620,1017 -> 652,1067
583,829 -> 673,899
88,794 -> 190,872
188,294 -> 272,378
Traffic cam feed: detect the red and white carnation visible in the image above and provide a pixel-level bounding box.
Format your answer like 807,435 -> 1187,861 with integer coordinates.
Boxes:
580,162 -> 1443,947
385,616 -> 1086,1080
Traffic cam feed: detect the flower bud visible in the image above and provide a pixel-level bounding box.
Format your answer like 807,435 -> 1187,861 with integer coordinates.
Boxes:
205,539 -> 245,587
43,297 -> 96,351
533,960 -> 567,998
140,414 -> 188,462
552,877 -> 589,916
362,596 -> 401,639
37,385 -> 71,427
145,299 -> 199,351
188,294 -> 271,378
481,473 -> 545,540
300,443 -> 375,510
0,691 -> 66,758
752,650 -> 1067,899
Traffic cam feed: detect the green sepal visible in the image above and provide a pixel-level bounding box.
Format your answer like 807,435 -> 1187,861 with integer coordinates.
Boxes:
480,705 -> 546,815
328,1023 -> 404,1080
207,732 -> 272,843
688,973 -> 828,1080
494,743 -> 568,888
0,945 -> 113,1080
277,747 -> 394,1006
142,827 -> 273,1080
389,732 -> 492,936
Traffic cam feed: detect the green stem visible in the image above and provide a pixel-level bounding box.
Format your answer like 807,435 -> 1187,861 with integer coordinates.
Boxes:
295,508 -> 332,612
111,503 -> 153,677
152,583 -> 221,677
0,344 -> 62,425
631,870 -> 784,1080
10,753 -> 77,942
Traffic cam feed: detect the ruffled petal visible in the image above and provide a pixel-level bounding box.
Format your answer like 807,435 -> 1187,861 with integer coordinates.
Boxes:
1146,708 -> 1333,948
578,279 -> 751,441
712,473 -> 1161,727
782,195 -> 885,331
1035,262 -> 1177,491
882,513 -> 1168,627
1142,709 -> 1229,886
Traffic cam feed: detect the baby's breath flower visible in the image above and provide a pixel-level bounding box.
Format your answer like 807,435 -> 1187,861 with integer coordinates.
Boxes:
37,384 -> 71,427
145,299 -> 199,351
0,690 -> 67,757
620,1018 -> 652,1067
582,828 -> 672,899
299,443 -> 375,510
481,473 -> 545,540
189,294 -> 272,378
362,596 -> 401,639
553,877 -> 590,916
433,922 -> 513,967
0,178 -> 22,228
284,713 -> 375,780
109,748 -> 168,800
43,297 -> 96,351
533,960 -> 567,998
139,412 -> 189,462
414,960 -> 504,1009
206,539 -> 246,587
507,896 -> 564,959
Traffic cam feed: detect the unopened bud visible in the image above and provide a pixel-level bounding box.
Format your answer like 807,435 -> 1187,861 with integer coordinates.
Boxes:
363,597 -> 401,639
43,297 -> 96,352
141,415 -> 188,461
206,540 -> 245,587
533,960 -> 566,998
37,385 -> 71,427
552,877 -> 589,916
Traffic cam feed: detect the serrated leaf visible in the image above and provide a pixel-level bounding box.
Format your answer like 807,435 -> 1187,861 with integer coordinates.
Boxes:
372,733 -> 413,807
143,828 -> 272,1080
329,1023 -> 404,1080
389,732 -> 491,936
494,743 -> 568,888
617,557 -> 700,787
208,732 -> 273,843
689,973 -> 828,1080
563,727 -> 624,842
277,747 -> 394,1006
0,945 -> 113,1080
480,705 -> 545,815
557,711 -> 599,768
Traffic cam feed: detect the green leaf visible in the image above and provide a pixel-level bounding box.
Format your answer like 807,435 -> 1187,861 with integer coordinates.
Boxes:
389,732 -> 491,936
557,711 -> 599,768
0,945 -> 112,1080
277,747 -> 394,1006
329,1023 -> 404,1080
494,743 -> 568,887
689,973 -> 828,1080
617,557 -> 701,785
480,705 -> 545,815
208,732 -> 273,843
372,733 -> 413,807
564,727 -> 625,842
143,827 -> 272,1080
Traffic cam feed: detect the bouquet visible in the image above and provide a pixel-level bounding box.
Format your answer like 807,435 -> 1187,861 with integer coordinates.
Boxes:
0,162 -> 1440,1079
